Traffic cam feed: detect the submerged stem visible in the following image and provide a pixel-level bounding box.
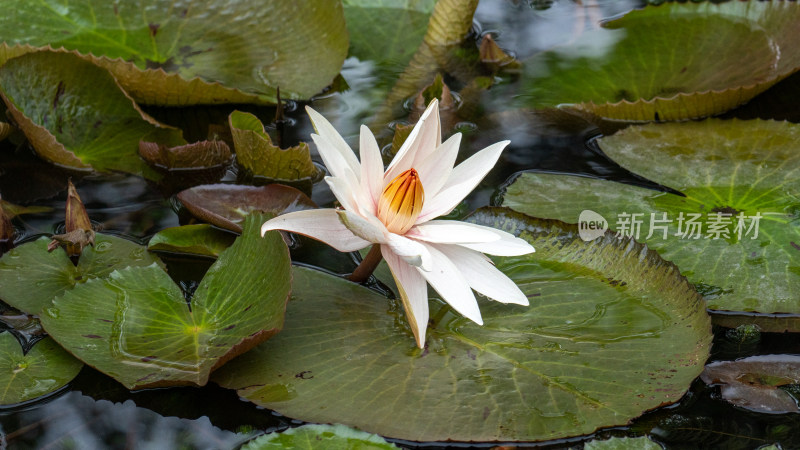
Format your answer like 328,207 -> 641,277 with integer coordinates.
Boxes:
348,244 -> 383,283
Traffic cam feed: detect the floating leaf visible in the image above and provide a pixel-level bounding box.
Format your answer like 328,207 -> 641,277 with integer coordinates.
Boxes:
701,355 -> 800,413
373,0 -> 479,125
229,111 -> 319,181
0,333 -> 83,405
177,184 -> 317,233
39,214 -> 291,389
138,140 -> 231,170
521,1 -> 800,122
0,199 -> 52,219
501,119 -> 800,331
213,208 -> 711,442
241,424 -> 398,450
0,234 -> 162,315
0,52 -> 184,177
584,436 -> 664,450
0,1 -> 349,105
148,224 -> 236,259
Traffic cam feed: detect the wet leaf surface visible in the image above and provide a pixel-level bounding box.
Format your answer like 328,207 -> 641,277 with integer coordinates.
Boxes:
213,207 -> 711,442
0,1 -> 349,105
584,436 -> 663,450
229,111 -> 319,181
501,119 -> 800,331
138,140 -> 231,170
521,1 -> 800,122
0,332 -> 82,405
148,224 -> 236,259
0,234 -> 162,315
38,214 -> 291,389
241,423 -> 398,450
177,183 -> 317,233
701,355 -> 800,414
0,52 -> 184,177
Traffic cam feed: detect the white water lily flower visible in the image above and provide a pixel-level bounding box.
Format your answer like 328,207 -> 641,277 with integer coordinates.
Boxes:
261,99 -> 535,347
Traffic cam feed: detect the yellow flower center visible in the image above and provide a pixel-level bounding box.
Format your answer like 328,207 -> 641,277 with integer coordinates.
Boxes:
378,168 -> 424,234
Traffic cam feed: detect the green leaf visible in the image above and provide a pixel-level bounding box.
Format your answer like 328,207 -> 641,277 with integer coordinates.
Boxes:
0,199 -> 52,219
177,183 -> 317,233
584,436 -> 664,450
229,111 -> 319,181
521,1 -> 800,122
0,1 -> 349,105
213,208 -> 711,442
39,214 -> 291,389
148,224 -> 236,258
0,51 -> 184,177
701,355 -> 800,414
241,424 -> 398,450
0,234 -> 162,315
501,119 -> 800,331
0,333 -> 83,405
343,0 -> 436,79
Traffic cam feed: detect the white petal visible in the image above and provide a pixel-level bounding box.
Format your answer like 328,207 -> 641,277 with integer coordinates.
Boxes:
434,244 -> 529,305
460,232 -> 535,256
382,245 -> 430,348
415,243 -> 483,325
417,140 -> 510,223
325,176 -> 359,215
359,125 -> 383,216
406,220 -> 502,244
386,233 -> 432,271
414,133 -> 461,199
260,209 -> 370,252
336,209 -> 387,244
385,99 -> 441,182
306,107 -> 360,177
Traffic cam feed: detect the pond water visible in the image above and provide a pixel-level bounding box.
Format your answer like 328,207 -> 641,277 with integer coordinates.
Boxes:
1,0 -> 800,448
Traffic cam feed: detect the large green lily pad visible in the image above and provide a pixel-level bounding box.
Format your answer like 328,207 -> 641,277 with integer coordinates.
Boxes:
0,51 -> 184,177
213,208 -> 711,442
521,1 -> 800,122
0,333 -> 83,405
501,119 -> 800,331
0,234 -> 162,315
0,1 -> 348,105
241,424 -> 398,450
38,214 -> 291,389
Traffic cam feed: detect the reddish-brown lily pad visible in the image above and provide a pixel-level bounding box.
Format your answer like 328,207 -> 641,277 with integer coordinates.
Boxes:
701,355 -> 800,413
177,184 -> 317,233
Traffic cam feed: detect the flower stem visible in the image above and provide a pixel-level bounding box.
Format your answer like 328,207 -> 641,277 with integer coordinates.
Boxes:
348,245 -> 383,283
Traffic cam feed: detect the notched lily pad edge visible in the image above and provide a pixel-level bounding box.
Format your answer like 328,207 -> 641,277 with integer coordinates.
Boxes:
0,44 -> 276,105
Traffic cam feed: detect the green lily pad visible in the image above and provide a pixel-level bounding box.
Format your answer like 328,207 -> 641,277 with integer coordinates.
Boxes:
0,1 -> 349,105
241,424 -> 398,450
0,234 -> 162,315
213,208 -> 711,442
177,183 -> 317,233
39,214 -> 291,389
700,355 -> 800,413
584,436 -> 663,450
344,0 -> 436,81
148,224 -> 236,258
0,333 -> 83,405
0,51 -> 184,177
521,1 -> 800,122
501,119 -> 800,331
229,111 -> 319,181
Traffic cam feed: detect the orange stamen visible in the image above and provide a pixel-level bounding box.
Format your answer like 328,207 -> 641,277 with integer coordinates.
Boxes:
378,169 -> 424,234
